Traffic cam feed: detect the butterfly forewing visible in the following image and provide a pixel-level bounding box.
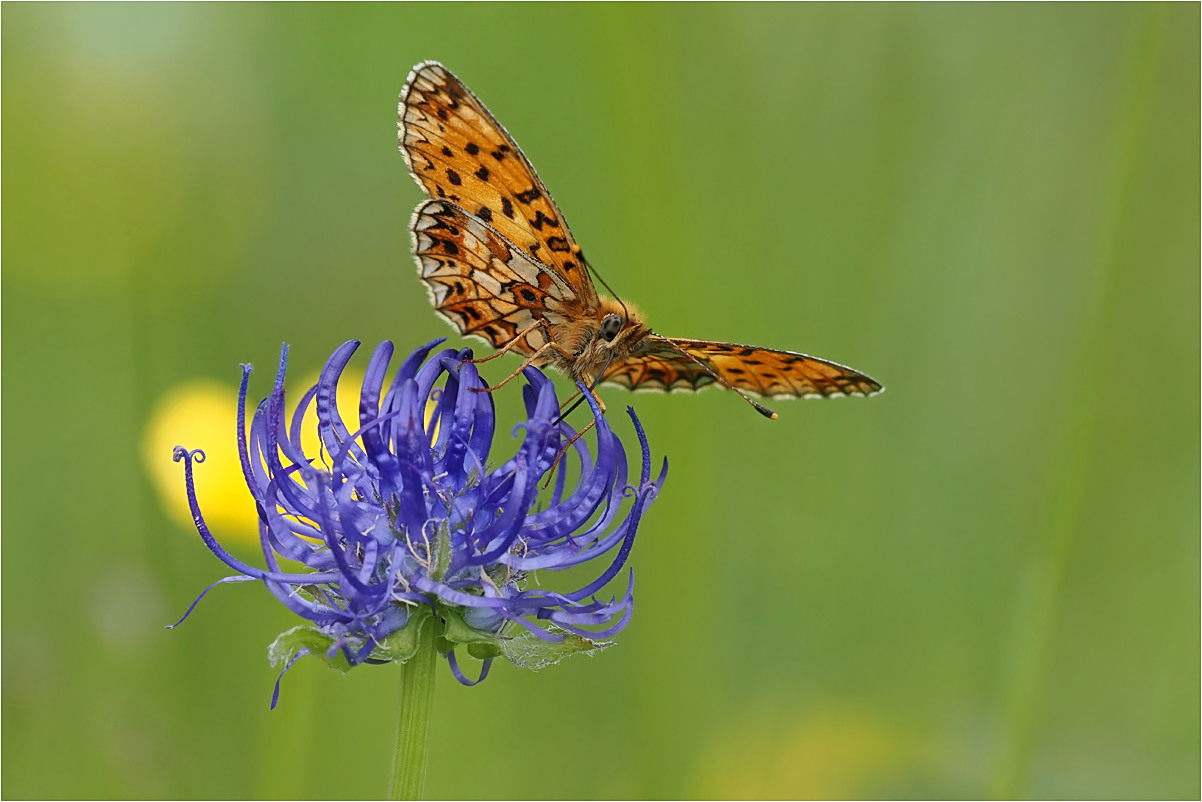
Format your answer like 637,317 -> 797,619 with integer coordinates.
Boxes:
411,199 -> 584,353
399,62 -> 599,307
603,336 -> 883,399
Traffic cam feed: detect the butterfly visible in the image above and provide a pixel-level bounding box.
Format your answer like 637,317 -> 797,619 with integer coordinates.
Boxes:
398,61 -> 882,419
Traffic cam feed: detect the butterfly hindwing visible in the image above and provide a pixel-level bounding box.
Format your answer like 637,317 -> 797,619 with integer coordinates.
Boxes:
603,336 -> 883,399
411,199 -> 585,354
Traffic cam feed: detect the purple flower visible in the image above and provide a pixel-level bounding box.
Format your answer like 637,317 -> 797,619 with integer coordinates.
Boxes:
170,339 -> 665,706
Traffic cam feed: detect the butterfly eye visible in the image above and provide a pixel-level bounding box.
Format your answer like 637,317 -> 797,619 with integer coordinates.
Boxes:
600,314 -> 623,343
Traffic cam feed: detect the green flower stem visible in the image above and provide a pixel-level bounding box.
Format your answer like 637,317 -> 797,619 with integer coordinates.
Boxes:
389,617 -> 438,801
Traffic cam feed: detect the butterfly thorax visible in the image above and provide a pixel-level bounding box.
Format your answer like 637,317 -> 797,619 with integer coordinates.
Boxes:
544,297 -> 650,383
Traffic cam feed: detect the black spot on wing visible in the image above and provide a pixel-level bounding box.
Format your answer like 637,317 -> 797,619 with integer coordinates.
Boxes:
644,367 -> 668,382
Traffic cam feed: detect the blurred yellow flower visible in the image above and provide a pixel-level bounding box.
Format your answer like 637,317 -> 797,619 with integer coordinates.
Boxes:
142,370 -> 363,545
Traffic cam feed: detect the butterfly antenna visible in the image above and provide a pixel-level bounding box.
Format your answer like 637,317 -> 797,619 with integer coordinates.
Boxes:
585,262 -> 629,321
655,335 -> 778,420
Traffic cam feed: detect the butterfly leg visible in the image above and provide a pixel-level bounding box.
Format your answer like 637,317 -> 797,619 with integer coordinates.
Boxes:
469,320 -> 578,394
478,340 -> 576,392
542,418 -> 598,490
553,375 -> 608,428
461,319 -> 548,366
542,378 -> 608,486
589,384 -> 607,414
557,385 -> 588,413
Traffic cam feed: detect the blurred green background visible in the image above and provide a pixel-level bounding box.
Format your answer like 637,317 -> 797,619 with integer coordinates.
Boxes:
4,3 -> 1198,799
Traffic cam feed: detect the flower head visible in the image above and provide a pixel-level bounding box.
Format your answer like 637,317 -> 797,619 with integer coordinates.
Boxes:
171,339 -> 665,705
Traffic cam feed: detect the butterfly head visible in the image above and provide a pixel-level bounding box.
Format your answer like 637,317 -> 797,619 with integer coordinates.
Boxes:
560,298 -> 649,383
594,298 -> 649,355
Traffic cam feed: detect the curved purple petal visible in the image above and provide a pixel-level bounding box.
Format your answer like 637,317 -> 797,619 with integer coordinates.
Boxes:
446,651 -> 492,686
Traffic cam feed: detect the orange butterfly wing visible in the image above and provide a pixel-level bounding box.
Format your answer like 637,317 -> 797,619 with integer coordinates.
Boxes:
399,61 -> 598,309
603,336 -> 883,399
411,199 -> 586,354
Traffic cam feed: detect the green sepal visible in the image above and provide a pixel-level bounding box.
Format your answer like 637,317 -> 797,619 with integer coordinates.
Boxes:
500,626 -> 614,670
434,606 -> 503,660
268,625 -> 354,673
266,605 -> 440,673
373,605 -> 437,663
466,641 -> 504,661
266,604 -> 611,675
434,608 -> 610,667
